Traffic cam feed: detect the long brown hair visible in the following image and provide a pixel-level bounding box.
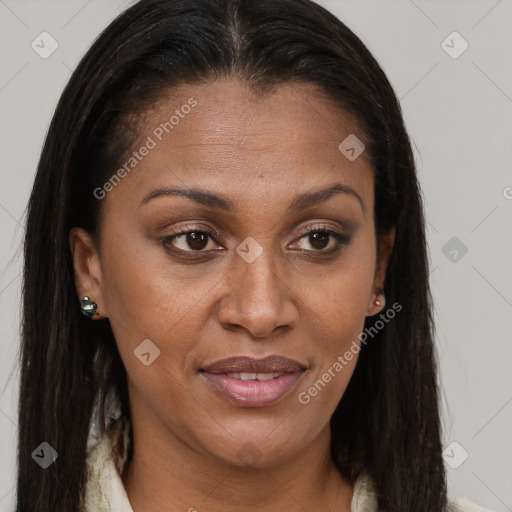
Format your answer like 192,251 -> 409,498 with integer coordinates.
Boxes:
18,0 -> 446,510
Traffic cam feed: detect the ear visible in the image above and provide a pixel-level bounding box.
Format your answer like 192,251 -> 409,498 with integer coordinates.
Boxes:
69,227 -> 107,319
367,227 -> 395,317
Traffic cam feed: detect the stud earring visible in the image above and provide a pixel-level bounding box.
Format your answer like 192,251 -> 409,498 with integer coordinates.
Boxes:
374,288 -> 385,308
80,296 -> 98,318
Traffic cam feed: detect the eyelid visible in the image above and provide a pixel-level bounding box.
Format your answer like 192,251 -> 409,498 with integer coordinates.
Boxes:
168,223 -> 224,241
294,222 -> 346,238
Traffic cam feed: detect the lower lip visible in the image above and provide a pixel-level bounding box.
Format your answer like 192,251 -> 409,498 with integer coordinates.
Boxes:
201,371 -> 304,407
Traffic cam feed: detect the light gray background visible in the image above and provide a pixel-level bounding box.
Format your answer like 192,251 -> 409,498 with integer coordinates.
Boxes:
0,0 -> 511,510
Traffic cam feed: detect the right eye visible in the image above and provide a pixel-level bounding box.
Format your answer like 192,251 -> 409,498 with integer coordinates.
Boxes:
161,226 -> 223,253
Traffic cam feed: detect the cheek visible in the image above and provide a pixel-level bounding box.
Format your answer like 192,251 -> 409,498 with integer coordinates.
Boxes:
295,232 -> 376,406
297,356 -> 358,415
99,222 -> 205,331
98,226 -> 230,406
302,230 -> 377,338
296,282 -> 368,423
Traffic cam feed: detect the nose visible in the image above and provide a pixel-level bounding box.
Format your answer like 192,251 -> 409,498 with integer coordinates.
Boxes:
217,245 -> 299,338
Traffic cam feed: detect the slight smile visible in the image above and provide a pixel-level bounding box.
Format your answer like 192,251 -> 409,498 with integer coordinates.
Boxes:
199,355 -> 307,407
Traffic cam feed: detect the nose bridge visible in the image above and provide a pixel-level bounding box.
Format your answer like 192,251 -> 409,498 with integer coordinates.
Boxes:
219,235 -> 297,337
237,234 -> 284,303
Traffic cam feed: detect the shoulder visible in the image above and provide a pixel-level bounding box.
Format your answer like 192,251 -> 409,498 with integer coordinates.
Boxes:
351,473 -> 496,512
351,471 -> 379,511
83,417 -> 133,512
448,498 -> 497,512
83,432 -> 114,512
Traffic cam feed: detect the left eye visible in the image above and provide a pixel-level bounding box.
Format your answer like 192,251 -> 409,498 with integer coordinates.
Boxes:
293,229 -> 349,252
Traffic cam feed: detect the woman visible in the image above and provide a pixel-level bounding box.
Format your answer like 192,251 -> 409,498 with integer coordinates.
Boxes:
17,0 -> 492,511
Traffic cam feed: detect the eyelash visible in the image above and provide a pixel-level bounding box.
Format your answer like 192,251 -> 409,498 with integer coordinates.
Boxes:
160,223 -> 351,256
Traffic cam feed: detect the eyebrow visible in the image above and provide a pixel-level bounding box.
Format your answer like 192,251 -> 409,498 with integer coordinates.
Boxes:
140,183 -> 365,213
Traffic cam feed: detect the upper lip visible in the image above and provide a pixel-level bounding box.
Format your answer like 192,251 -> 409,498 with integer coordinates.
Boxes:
201,355 -> 307,374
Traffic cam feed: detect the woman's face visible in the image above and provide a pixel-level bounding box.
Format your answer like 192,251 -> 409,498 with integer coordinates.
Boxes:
70,79 -> 393,468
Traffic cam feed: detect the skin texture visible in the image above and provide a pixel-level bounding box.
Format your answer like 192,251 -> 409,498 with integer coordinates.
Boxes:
70,79 -> 395,512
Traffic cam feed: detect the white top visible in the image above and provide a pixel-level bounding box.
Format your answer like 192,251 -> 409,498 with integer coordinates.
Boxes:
83,418 -> 494,512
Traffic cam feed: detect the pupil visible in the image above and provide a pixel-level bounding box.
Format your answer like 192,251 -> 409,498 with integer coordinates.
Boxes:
310,231 -> 329,250
187,232 -> 208,250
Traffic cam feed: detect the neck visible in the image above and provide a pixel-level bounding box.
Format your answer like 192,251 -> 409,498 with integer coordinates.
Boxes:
121,410 -> 353,512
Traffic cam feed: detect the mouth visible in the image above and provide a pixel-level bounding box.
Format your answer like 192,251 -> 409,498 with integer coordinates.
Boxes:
200,355 -> 307,408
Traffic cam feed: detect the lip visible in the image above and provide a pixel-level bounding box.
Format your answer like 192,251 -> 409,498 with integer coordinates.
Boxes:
200,355 -> 307,407
202,355 -> 306,374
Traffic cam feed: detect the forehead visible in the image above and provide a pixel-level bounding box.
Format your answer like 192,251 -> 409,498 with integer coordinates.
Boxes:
139,78 -> 367,158
104,78 -> 374,215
